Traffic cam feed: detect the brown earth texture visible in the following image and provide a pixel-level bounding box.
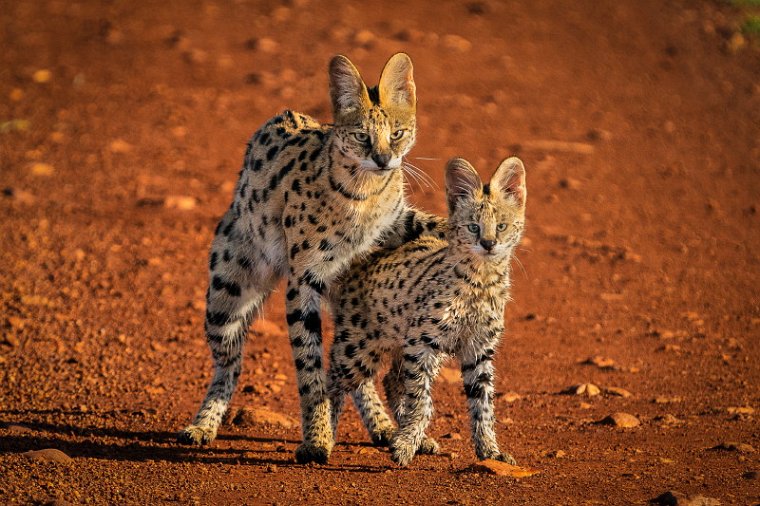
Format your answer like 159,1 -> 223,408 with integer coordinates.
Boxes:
1,0 -> 759,504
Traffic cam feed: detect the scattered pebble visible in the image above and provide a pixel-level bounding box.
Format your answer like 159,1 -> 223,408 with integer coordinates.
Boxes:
163,195 -> 197,210
558,177 -> 582,190
33,69 -> 52,83
109,139 -> 132,154
654,414 -> 684,427
651,490 -> 721,506
30,162 -> 54,176
22,448 -> 73,463
654,396 -> 683,404
561,383 -> 600,397
353,29 -> 375,48
441,432 -> 462,441
442,34 -> 472,52
232,407 -> 297,428
519,139 -> 595,155
597,412 -> 641,428
251,319 -> 287,338
467,460 -> 540,478
726,406 -> 754,416
581,355 -> 617,370
501,392 -> 522,403
9,88 -> 24,101
544,449 -> 566,459
710,442 -> 755,454
355,447 -> 378,455
604,387 -> 632,398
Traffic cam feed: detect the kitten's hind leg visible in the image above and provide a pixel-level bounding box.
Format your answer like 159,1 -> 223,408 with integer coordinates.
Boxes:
383,354 -> 439,455
351,379 -> 395,447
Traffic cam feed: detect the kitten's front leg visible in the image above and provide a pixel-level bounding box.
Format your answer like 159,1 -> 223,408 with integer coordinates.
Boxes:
460,344 -> 516,465
286,274 -> 333,464
390,346 -> 440,466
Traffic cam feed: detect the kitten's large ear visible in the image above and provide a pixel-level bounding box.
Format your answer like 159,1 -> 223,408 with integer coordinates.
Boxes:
378,53 -> 416,110
329,55 -> 370,117
445,158 -> 482,213
491,157 -> 527,208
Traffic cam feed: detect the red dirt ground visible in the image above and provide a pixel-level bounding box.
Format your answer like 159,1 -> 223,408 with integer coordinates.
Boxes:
1,1 -> 759,504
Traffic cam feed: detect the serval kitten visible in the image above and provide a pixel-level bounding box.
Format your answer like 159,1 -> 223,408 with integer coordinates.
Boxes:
177,53 -> 446,464
328,156 -> 527,466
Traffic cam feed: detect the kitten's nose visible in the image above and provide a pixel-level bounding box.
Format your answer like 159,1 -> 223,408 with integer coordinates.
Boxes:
480,238 -> 496,252
371,152 -> 391,169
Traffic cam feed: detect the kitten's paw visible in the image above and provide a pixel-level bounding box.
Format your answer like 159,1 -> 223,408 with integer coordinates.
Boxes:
177,425 -> 216,446
370,427 -> 395,447
294,443 -> 331,464
390,440 -> 417,467
492,452 -> 517,465
416,436 -> 440,455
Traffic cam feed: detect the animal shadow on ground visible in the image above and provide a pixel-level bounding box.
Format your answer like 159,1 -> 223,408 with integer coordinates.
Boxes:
0,410 -> 392,472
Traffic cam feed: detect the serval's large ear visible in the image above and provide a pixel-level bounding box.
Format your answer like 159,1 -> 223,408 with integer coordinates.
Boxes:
378,52 -> 416,110
491,157 -> 527,209
445,158 -> 482,214
329,55 -> 371,118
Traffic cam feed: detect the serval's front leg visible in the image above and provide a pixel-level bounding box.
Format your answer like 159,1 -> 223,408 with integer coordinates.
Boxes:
286,274 -> 333,464
460,342 -> 516,464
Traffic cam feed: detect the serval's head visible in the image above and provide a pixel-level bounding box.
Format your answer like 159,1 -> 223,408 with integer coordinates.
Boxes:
445,157 -> 527,262
328,53 -> 416,172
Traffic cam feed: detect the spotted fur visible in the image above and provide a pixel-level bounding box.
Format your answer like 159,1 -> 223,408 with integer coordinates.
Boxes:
328,157 -> 527,466
177,53 -> 446,463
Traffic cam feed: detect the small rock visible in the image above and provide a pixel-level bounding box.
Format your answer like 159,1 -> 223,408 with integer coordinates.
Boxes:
163,195 -> 196,210
353,29 -> 375,47
586,128 -> 612,142
581,355 -> 617,370
438,367 -> 461,384
9,88 -> 24,101
468,460 -> 540,478
726,406 -> 754,416
32,69 -> 52,83
726,32 -> 746,54
441,432 -> 462,440
265,463 -> 278,473
558,177 -> 582,190
597,412 -> 641,428
2,187 -> 35,205
561,383 -> 600,397
544,449 -> 566,458
605,386 -> 632,398
30,163 -> 54,176
650,490 -> 721,506
251,319 -> 287,338
442,34 -> 472,52
109,139 -> 132,154
710,442 -> 755,454
654,414 -> 684,426
502,392 -> 522,403
22,448 -> 73,463
654,396 -> 683,404
743,470 -> 758,480
232,407 -> 296,428
356,446 -> 379,455
2,333 -> 20,347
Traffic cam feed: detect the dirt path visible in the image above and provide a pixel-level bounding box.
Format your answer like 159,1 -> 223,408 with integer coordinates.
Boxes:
1,1 -> 758,504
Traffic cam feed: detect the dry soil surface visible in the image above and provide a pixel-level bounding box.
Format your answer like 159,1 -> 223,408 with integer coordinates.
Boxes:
1,0 -> 759,504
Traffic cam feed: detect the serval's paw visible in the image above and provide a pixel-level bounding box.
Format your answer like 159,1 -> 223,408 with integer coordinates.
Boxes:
390,439 -> 417,467
491,452 -> 517,465
370,427 -> 395,447
294,443 -> 332,464
416,436 -> 440,455
177,425 -> 217,446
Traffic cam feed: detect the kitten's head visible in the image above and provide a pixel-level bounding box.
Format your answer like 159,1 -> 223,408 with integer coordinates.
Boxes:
445,157 -> 527,260
328,53 -> 416,172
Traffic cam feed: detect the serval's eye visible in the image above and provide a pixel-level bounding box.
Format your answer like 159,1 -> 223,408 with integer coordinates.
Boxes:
496,223 -> 508,232
390,129 -> 405,141
467,223 -> 480,234
353,132 -> 370,143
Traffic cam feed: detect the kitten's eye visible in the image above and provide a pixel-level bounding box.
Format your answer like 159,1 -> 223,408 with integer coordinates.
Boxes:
353,132 -> 370,143
467,224 -> 480,234
496,223 -> 508,232
390,129 -> 405,141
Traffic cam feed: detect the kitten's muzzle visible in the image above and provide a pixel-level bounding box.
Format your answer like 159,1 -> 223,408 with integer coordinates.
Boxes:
479,238 -> 496,252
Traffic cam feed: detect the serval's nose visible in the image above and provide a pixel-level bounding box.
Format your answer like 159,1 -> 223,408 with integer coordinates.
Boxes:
480,238 -> 495,252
